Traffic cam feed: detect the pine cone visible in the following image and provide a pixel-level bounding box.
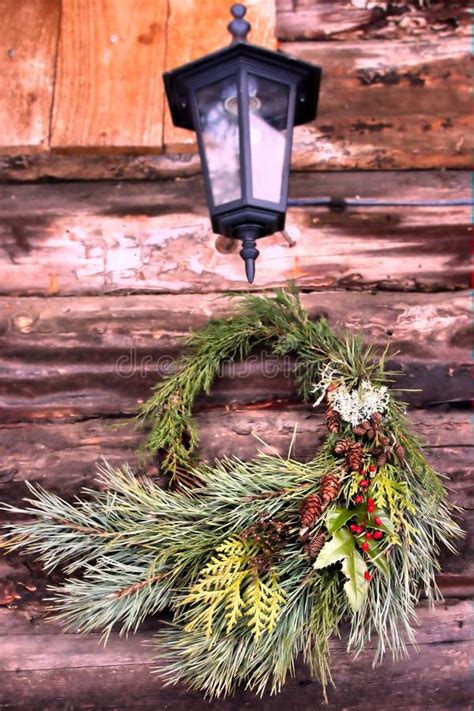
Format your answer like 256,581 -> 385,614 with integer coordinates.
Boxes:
299,494 -> 324,536
352,424 -> 366,437
346,442 -> 364,471
325,407 -> 340,434
394,443 -> 405,459
333,438 -> 351,456
371,412 -> 383,423
319,472 -> 340,507
366,427 -> 376,440
361,420 -> 371,431
304,533 -> 326,560
376,453 -> 387,467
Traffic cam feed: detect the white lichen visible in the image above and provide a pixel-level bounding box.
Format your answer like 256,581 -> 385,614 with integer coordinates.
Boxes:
311,364 -> 338,406
326,380 -> 389,426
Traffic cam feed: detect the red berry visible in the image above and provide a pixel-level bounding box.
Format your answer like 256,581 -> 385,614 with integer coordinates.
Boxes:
355,495 -> 363,504
359,479 -> 369,488
373,530 -> 383,540
360,469 -> 367,475
350,524 -> 358,532
368,465 -> 376,472
361,542 -> 369,552
365,532 -> 373,539
374,516 -> 382,526
364,571 -> 372,581
367,498 -> 375,506
356,526 -> 364,534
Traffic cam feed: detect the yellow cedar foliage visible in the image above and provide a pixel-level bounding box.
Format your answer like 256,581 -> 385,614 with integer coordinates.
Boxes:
182,536 -> 286,641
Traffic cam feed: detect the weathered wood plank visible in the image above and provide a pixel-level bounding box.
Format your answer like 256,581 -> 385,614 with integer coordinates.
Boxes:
0,0 -> 60,154
290,39 -> 471,170
0,172 -> 469,294
0,410 -> 472,583
0,408 -> 471,504
0,601 -> 471,709
164,0 -> 276,152
50,0 -> 168,151
0,291 -> 470,422
1,36 -> 470,174
276,0 -> 471,42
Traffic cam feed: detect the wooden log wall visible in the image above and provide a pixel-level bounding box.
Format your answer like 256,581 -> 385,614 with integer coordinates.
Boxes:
0,1 -> 472,709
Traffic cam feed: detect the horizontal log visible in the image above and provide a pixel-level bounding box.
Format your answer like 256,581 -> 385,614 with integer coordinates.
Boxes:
0,600 -> 471,709
0,291 -> 470,422
0,172 -> 470,295
0,37 -> 470,176
289,39 -> 471,171
1,410 -> 471,577
276,0 -> 471,42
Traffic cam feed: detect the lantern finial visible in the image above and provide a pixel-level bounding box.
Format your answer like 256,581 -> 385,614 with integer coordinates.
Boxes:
228,4 -> 251,43
237,226 -> 261,283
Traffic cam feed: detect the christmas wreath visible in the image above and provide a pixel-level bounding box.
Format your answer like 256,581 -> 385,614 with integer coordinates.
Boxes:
1,288 -> 461,699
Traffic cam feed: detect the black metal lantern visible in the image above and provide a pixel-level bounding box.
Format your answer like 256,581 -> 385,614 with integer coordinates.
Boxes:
164,4 -> 321,283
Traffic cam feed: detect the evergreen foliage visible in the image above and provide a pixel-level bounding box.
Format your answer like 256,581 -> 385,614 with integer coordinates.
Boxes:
1,288 -> 462,698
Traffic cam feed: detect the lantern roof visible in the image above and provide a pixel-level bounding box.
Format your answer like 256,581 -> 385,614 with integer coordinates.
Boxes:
164,37 -> 321,132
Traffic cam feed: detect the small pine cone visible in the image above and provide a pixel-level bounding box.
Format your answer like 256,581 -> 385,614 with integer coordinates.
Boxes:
372,445 -> 384,458
371,412 -> 383,423
394,443 -> 405,459
352,425 -> 366,437
366,427 -> 376,440
361,420 -> 371,432
385,446 -> 394,463
319,472 -> 341,507
304,533 -> 326,560
346,442 -> 364,471
326,407 -> 340,434
299,493 -> 324,535
333,438 -> 351,456
376,453 -> 387,467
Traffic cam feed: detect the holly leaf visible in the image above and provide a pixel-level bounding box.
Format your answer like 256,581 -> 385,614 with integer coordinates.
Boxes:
313,528 -> 355,570
341,548 -> 369,613
325,507 -> 355,535
353,504 -> 395,536
366,541 -> 390,577
372,508 -> 395,535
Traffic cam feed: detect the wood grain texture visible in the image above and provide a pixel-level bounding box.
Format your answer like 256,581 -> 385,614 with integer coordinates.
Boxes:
0,410 -> 472,580
164,0 -> 276,151
276,0 -> 471,42
0,599 -> 471,709
0,172 -> 470,295
1,33 -> 470,171
50,0 -> 168,151
0,290 -> 470,422
290,38 -> 472,170
0,0 -> 60,153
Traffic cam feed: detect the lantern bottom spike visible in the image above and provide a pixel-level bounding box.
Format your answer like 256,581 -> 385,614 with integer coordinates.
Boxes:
236,225 -> 261,284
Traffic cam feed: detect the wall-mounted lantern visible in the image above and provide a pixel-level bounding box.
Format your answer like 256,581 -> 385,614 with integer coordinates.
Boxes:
164,4 -> 321,282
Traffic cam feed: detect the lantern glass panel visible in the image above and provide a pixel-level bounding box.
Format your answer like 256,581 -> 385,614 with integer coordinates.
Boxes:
248,75 -> 290,204
196,76 -> 241,206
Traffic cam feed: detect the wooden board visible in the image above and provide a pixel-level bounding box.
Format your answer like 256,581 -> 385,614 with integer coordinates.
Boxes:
50,0 -> 168,151
0,0 -> 60,154
0,172 -> 470,295
1,34 -> 470,172
1,410 -> 472,582
290,38 -> 472,170
164,0 -> 276,151
0,290 -> 470,422
276,0 -> 472,42
0,598 -> 471,709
